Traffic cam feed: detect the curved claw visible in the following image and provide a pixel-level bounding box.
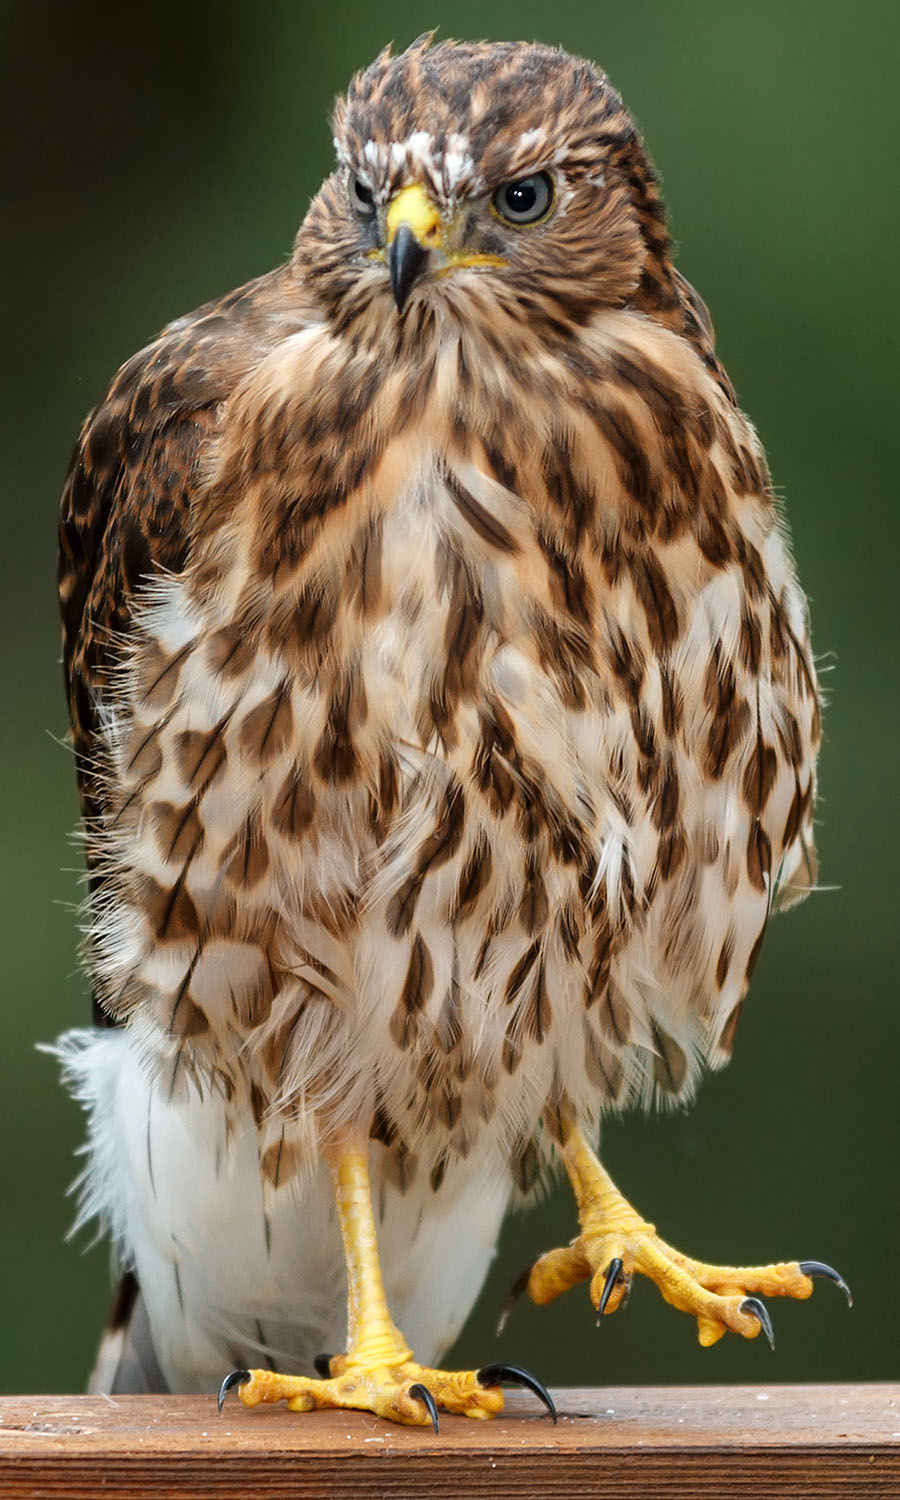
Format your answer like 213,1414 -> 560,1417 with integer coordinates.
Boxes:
799,1260 -> 853,1307
313,1353 -> 335,1378
217,1368 -> 251,1414
408,1381 -> 440,1433
497,1261 -> 537,1335
596,1256 -> 624,1322
477,1362 -> 557,1423
740,1296 -> 775,1350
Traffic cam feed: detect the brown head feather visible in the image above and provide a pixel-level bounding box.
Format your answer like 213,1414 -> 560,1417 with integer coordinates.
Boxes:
296,36 -> 719,372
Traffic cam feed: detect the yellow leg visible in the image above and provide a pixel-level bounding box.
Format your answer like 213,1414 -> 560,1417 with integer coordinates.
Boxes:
223,1146 -> 553,1427
524,1123 -> 849,1347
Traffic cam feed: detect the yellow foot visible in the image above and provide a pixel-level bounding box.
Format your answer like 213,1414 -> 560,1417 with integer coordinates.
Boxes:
220,1151 -> 556,1430
515,1127 -> 851,1348
219,1358 -> 555,1430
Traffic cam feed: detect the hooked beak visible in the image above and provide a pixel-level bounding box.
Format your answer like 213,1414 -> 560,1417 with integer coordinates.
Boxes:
385,184 -> 443,314
389,225 -> 431,314
381,181 -> 508,313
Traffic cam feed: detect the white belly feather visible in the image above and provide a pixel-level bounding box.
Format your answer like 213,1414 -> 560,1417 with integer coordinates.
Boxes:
53,1026 -> 509,1390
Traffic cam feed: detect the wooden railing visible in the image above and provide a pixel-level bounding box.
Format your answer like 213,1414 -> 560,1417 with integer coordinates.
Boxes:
1,1384 -> 897,1497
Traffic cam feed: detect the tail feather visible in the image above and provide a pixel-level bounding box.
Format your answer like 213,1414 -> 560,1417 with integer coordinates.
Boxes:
88,1271 -> 168,1395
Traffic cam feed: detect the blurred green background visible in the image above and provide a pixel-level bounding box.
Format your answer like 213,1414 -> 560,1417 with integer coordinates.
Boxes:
2,0 -> 897,1395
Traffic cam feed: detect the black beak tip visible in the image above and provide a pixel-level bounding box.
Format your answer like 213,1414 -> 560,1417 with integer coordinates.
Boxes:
389,224 -> 430,314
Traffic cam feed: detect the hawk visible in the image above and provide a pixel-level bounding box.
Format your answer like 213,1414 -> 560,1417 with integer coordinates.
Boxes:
55,36 -> 848,1427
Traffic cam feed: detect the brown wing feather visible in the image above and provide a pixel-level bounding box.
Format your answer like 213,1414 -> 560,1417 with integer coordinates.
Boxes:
57,263 -> 307,1019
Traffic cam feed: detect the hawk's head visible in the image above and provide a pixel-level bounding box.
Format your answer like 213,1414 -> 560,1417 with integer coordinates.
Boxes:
294,36 -> 681,342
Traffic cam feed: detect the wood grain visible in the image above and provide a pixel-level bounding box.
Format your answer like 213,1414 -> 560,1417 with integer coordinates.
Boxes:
0,1385 -> 897,1498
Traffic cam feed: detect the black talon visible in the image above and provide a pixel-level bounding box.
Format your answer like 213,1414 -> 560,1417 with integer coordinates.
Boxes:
409,1382 -> 440,1433
740,1296 -> 775,1350
217,1368 -> 251,1413
313,1353 -> 335,1378
497,1260 -> 537,1335
596,1256 -> 625,1322
799,1260 -> 853,1307
477,1362 -> 557,1423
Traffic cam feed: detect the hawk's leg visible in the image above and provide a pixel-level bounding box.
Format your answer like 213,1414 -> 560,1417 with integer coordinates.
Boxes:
224,1147 -> 551,1427
524,1123 -> 849,1346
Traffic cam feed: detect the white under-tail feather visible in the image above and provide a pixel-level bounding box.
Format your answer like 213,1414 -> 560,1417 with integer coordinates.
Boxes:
51,1027 -> 510,1392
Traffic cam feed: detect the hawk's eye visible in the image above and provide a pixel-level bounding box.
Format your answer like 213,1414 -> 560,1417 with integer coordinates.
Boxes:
492,171 -> 554,225
348,173 -> 376,221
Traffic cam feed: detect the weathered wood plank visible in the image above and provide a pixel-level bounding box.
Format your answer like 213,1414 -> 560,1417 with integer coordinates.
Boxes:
0,1385 -> 897,1498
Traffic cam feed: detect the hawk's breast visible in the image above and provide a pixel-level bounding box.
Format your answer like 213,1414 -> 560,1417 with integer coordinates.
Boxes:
90,316 -> 817,1174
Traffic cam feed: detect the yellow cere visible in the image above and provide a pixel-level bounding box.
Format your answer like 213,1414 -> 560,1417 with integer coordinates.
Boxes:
381,183 -> 508,273
385,184 -> 444,247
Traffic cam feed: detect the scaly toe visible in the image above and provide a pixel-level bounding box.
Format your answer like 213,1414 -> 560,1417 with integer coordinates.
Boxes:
527,1223 -> 831,1352
222,1359 -> 518,1426
542,1131 -> 847,1351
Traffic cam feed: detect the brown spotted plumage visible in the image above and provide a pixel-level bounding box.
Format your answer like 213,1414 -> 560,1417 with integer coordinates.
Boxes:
55,37 -> 840,1421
